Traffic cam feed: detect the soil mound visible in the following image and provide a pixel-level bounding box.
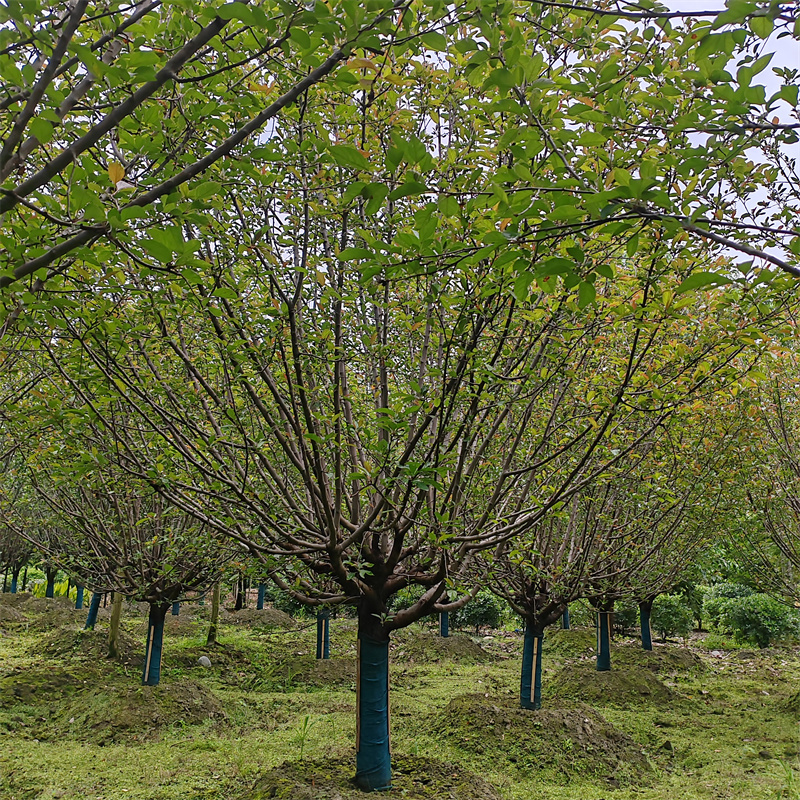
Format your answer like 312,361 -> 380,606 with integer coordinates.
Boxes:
0,665 -> 85,709
34,628 -> 142,666
550,664 -> 676,707
62,679 -> 226,744
0,605 -> 27,623
430,694 -> 649,782
19,597 -> 77,630
244,755 -> 502,799
0,591 -> 35,608
391,632 -> 491,664
223,607 -> 295,628
274,655 -> 357,689
614,644 -> 705,674
543,629 -> 597,658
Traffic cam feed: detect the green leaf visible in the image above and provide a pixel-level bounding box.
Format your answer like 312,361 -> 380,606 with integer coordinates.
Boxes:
181,268 -> 203,285
29,118 -> 54,144
389,180 -> 428,201
329,145 -> 370,171
217,3 -> 256,24
420,31 -> 448,50
513,271 -> 535,302
212,286 -> 238,299
748,15 -> 773,38
140,238 -> 173,263
190,182 -> 222,201
675,271 -> 733,294
577,281 -> 596,309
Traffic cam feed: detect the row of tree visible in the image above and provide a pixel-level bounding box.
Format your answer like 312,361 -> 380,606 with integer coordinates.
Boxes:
1,0 -> 799,791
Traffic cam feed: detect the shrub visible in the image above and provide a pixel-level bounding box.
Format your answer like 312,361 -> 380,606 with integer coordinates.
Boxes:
453,590 -> 504,633
566,598 -> 595,628
726,594 -> 800,649
703,582 -> 755,631
650,594 -> 693,641
613,600 -> 639,634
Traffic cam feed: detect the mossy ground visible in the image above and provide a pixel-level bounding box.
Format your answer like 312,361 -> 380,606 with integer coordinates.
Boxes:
1,595 -> 798,800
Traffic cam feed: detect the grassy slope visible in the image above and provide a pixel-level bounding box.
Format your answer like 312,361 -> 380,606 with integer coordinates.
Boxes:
0,600 -> 798,800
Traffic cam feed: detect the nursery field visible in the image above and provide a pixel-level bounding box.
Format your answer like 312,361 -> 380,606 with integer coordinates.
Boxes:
1,594 -> 799,800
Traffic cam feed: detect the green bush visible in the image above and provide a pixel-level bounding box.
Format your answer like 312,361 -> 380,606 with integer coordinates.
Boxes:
725,594 -> 800,649
703,582 -> 754,630
453,590 -> 504,633
650,594 -> 693,641
613,600 -> 638,633
566,598 -> 595,628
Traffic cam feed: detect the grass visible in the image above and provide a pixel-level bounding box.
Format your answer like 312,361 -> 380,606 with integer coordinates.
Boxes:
1,597 -> 799,799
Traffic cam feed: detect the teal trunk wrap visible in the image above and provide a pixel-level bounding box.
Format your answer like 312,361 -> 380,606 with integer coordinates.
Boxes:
355,634 -> 391,791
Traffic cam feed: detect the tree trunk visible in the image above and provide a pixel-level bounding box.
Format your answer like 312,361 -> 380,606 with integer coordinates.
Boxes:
2,570 -> 7,593
108,592 -> 124,660
206,583 -> 221,646
45,568 -> 56,598
596,609 -> 612,672
234,577 -> 243,611
256,582 -> 266,610
316,609 -> 330,659
75,584 -> 84,609
520,623 -> 544,710
561,607 -> 570,630
171,601 -> 180,616
10,565 -> 20,594
84,591 -> 102,629
439,611 -> 449,638
354,603 -> 391,791
639,598 -> 654,651
142,602 -> 170,686
21,565 -> 27,592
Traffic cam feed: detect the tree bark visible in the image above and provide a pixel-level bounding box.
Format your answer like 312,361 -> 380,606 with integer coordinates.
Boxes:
439,611 -> 449,638
206,583 -> 220,646
256,582 -> 266,610
171,601 -> 180,616
107,592 -> 123,659
561,607 -> 570,629
75,584 -> 84,609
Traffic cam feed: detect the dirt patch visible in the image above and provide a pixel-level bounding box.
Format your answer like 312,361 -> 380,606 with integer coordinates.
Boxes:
391,631 -> 491,664
549,664 -> 676,707
244,755 -> 502,799
0,605 -> 27,623
61,679 -> 227,744
543,629 -> 597,658
223,607 -> 296,628
429,693 -> 650,783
